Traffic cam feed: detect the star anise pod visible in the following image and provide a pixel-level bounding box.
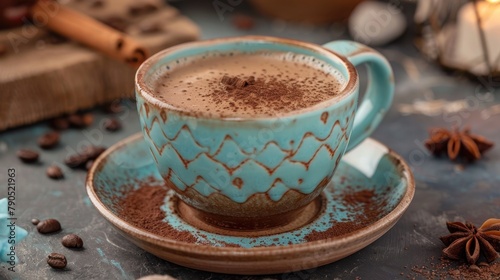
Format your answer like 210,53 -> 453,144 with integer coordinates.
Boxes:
440,219 -> 500,264
425,127 -> 494,161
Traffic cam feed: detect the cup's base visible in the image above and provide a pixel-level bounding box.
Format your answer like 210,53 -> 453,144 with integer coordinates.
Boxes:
176,194 -> 325,237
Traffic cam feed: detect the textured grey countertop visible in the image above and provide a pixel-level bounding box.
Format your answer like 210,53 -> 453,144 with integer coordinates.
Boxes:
1,1 -> 500,279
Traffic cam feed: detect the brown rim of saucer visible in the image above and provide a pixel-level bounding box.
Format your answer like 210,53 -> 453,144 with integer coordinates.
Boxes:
135,36 -> 359,121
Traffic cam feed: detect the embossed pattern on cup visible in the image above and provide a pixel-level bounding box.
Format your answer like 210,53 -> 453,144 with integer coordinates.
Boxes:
136,94 -> 355,218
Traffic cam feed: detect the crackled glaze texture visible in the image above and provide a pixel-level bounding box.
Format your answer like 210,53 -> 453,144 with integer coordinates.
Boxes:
135,37 -> 394,218
137,95 -> 355,216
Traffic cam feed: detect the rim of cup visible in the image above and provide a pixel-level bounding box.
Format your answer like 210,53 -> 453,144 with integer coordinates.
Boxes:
135,35 -> 358,121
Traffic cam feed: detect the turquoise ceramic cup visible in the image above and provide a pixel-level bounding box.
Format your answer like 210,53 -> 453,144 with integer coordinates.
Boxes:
136,36 -> 393,228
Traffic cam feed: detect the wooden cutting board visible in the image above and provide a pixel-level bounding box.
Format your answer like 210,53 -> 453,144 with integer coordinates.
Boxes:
0,0 -> 199,131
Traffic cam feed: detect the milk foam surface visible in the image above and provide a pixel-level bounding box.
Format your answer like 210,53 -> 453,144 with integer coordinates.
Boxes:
152,52 -> 345,117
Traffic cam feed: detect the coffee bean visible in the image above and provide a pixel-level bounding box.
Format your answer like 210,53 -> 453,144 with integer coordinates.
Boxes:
82,146 -> 106,160
86,160 -> 94,171
46,165 -> 64,179
17,149 -> 39,163
64,154 -> 88,169
38,131 -> 60,149
37,219 -> 61,234
31,218 -> 40,225
104,118 -> 121,131
47,253 -> 67,269
49,118 -> 70,131
68,113 -> 93,128
61,234 -> 83,248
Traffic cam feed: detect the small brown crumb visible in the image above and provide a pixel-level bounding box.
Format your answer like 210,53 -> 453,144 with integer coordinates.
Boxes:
220,75 -> 252,89
102,16 -> 128,32
47,32 -> 67,45
469,264 -> 481,273
104,118 -> 122,132
90,0 -> 104,8
101,101 -> 124,114
49,118 -> 69,131
68,113 -> 93,128
86,160 -> 94,171
128,3 -> 158,16
221,75 -> 237,85
138,22 -> 162,34
232,14 -> 255,30
0,44 -> 7,56
46,165 -> 64,179
31,219 -> 40,225
234,79 -> 248,88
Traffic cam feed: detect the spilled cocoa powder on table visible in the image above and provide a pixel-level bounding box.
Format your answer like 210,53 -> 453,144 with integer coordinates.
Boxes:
402,256 -> 500,280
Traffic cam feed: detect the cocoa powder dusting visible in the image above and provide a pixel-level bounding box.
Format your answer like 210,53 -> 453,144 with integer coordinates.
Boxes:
305,187 -> 388,242
403,256 -> 500,280
117,184 -> 197,243
209,76 -> 322,114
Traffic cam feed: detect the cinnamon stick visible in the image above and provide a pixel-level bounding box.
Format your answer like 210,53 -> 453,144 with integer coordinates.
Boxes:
30,0 -> 149,68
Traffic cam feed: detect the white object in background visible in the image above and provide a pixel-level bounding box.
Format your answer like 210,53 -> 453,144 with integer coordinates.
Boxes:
342,138 -> 388,178
348,1 -> 407,46
414,0 -> 435,24
455,1 -> 500,73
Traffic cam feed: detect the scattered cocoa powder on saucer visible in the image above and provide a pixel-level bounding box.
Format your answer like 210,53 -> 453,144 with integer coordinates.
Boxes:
116,182 -> 197,243
305,186 -> 390,241
116,183 -> 393,244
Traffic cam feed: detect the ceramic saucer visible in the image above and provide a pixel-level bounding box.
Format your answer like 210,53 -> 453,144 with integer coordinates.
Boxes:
86,133 -> 415,275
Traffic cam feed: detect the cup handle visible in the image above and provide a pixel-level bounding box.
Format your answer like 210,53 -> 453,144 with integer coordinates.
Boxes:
322,40 -> 394,152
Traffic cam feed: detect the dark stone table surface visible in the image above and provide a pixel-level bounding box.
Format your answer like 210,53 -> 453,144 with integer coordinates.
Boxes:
1,1 -> 500,279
